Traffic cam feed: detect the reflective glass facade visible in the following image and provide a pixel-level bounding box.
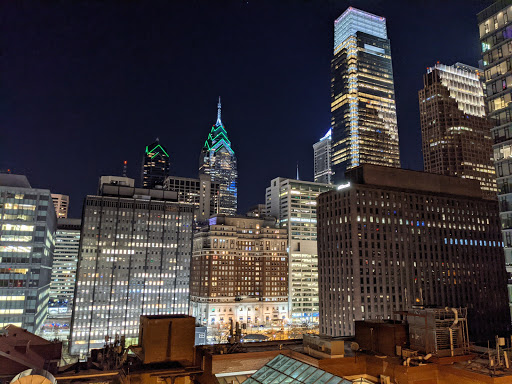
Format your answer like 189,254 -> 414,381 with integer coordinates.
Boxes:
69,185 -> 194,356
331,7 -> 400,184
419,63 -> 496,198
478,0 -> 512,317
266,178 -> 333,323
245,354 -> 350,384
0,175 -> 56,332
199,99 -> 238,216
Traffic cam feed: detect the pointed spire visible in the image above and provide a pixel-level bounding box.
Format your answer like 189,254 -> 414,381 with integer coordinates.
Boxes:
216,96 -> 222,126
296,161 -> 300,181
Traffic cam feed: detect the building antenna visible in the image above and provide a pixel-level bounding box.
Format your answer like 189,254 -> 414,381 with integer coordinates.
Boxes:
217,96 -> 222,125
296,161 -> 300,181
122,160 -> 127,177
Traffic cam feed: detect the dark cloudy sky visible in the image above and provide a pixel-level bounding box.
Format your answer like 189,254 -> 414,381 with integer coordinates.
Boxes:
1,0 -> 495,217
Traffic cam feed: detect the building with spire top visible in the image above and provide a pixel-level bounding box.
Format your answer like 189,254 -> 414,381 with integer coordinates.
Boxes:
141,139 -> 170,189
199,97 -> 238,216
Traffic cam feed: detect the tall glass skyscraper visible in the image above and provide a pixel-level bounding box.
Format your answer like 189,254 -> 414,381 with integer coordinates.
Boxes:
199,98 -> 237,216
478,0 -> 512,318
141,139 -> 170,189
331,7 -> 400,184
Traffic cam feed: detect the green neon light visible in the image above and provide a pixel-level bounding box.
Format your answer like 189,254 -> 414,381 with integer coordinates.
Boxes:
146,144 -> 169,158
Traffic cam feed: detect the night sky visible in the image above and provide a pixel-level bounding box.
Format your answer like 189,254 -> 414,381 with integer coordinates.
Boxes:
2,0 -> 495,217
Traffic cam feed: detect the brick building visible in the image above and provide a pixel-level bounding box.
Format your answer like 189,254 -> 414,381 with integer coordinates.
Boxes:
190,215 -> 288,330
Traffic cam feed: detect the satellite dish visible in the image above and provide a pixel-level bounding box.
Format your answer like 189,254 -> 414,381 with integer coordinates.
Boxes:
10,370 -> 56,384
350,342 -> 360,351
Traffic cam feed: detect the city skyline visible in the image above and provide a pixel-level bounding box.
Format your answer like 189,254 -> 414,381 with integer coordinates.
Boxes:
2,0 -> 493,217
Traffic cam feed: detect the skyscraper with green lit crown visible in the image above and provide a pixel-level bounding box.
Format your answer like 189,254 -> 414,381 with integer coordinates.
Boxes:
199,98 -> 237,216
141,139 -> 170,189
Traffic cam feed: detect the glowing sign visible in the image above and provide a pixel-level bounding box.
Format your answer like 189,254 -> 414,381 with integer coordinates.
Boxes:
337,182 -> 351,190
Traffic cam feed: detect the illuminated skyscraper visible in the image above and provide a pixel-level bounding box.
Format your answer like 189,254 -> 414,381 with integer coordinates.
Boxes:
330,7 -> 400,184
0,174 -> 56,332
266,178 -> 334,323
199,98 -> 237,215
69,176 -> 194,356
478,0 -> 512,317
49,218 -> 81,312
313,129 -> 333,184
141,139 -> 170,189
418,62 -> 496,198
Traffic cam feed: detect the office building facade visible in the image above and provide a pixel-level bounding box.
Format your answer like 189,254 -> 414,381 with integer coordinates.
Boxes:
163,174 -> 220,222
317,165 -> 510,341
69,177 -> 194,356
0,174 -> 56,332
419,62 -> 496,198
331,7 -> 400,184
313,129 -> 333,185
142,139 -> 170,189
478,0 -> 512,317
189,215 -> 288,330
49,218 -> 81,313
266,178 -> 334,323
51,194 -> 69,219
199,98 -> 238,216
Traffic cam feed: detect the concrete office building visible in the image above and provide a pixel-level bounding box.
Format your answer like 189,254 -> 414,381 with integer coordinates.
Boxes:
69,176 -> 194,356
163,174 -> 220,222
330,7 -> 400,184
51,194 -> 69,219
141,139 -> 170,189
199,98 -> 238,216
313,129 -> 333,185
49,218 -> 81,312
189,215 -> 288,331
0,174 -> 56,332
317,165 -> 510,341
419,62 -> 496,197
266,178 -> 334,323
478,0 -> 512,317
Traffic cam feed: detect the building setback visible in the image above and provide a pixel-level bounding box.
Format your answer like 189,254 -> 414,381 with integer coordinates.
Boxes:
313,129 -> 333,185
141,139 -> 170,189
418,62 -> 496,198
330,7 -> 400,184
51,194 -> 69,219
163,174 -> 220,222
478,0 -> 512,318
69,176 -> 194,356
317,165 -> 510,341
266,178 -> 334,323
189,215 -> 288,330
199,98 -> 238,216
0,174 -> 56,332
49,218 -> 81,312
